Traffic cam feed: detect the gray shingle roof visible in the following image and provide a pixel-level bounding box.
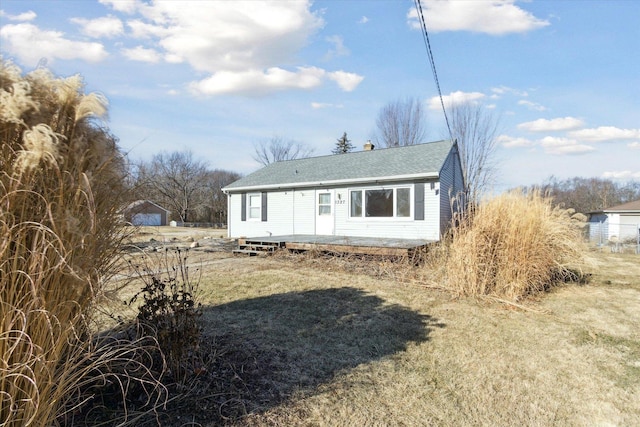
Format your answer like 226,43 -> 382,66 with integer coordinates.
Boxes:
604,199 -> 640,212
224,139 -> 454,191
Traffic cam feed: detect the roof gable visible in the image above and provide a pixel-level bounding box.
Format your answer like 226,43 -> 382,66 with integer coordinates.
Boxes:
224,139 -> 454,191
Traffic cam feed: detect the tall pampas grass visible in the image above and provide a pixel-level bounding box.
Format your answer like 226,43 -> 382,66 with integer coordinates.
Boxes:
429,189 -> 588,301
1,59 -> 161,426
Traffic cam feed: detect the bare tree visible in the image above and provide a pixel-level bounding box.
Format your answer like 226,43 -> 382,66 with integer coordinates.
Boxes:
528,176 -> 640,213
202,169 -> 241,226
449,102 -> 500,205
135,151 -> 209,222
253,135 -> 314,166
373,97 -> 427,148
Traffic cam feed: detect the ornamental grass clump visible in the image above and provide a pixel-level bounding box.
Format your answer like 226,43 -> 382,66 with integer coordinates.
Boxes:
432,189 -> 588,301
0,59 -> 162,426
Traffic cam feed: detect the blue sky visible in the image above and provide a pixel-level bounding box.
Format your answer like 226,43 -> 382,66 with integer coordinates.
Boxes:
1,0 -> 639,190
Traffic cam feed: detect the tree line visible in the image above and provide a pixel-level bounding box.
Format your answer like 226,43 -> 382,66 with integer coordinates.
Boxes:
131,151 -> 240,225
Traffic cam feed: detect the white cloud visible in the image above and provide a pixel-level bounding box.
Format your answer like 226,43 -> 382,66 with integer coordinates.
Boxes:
568,126 -> 640,142
1,10 -> 37,21
517,117 -> 585,132
491,85 -> 528,97
127,19 -> 170,39
518,99 -> 546,111
190,67 -> 327,96
311,102 -> 343,109
358,16 -> 369,24
99,0 -> 139,14
113,1 -> 356,96
325,35 -> 350,59
189,66 -> 363,96
602,170 -> 640,180
122,45 -> 161,63
327,70 -> 364,92
71,15 -> 124,38
540,136 -> 594,155
497,135 -> 535,148
407,0 -> 549,35
428,91 -> 485,110
0,23 -> 108,66
136,1 -> 324,73
628,142 -> 640,149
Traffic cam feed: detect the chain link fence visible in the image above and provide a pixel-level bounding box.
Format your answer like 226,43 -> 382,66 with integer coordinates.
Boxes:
588,221 -> 640,254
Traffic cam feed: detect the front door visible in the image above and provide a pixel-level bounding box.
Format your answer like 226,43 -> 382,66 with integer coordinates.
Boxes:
315,190 -> 334,235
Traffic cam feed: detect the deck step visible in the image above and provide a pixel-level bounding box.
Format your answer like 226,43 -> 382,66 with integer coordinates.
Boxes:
232,249 -> 266,256
233,240 -> 282,256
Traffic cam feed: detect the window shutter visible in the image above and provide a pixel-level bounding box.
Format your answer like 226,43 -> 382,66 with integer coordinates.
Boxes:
414,183 -> 424,221
241,193 -> 246,221
261,192 -> 268,222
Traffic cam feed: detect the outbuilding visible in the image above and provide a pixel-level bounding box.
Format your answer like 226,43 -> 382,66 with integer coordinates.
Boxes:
223,139 -> 465,241
589,199 -> 640,243
123,200 -> 170,226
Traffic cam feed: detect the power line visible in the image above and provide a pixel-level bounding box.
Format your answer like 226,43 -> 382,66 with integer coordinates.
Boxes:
413,0 -> 453,141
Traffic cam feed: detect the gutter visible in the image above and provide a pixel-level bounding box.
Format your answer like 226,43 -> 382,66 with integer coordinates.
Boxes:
222,172 -> 439,193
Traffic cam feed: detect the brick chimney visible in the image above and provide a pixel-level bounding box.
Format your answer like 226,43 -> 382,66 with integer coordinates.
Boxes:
363,140 -> 375,151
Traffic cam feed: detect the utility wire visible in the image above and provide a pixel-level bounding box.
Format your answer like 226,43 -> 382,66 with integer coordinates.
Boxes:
413,0 -> 453,141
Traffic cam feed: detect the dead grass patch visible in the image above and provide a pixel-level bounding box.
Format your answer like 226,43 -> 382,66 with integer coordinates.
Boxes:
100,247 -> 640,426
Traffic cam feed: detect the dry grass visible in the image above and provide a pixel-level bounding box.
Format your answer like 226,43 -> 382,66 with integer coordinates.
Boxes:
0,60 -> 164,426
101,243 -> 640,426
428,190 -> 588,300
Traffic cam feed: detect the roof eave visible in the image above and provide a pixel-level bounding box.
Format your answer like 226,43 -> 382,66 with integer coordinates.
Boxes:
223,172 -> 440,193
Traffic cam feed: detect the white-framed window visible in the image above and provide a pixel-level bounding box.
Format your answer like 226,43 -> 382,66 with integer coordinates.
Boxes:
349,186 -> 412,219
318,192 -> 332,216
248,193 -> 261,220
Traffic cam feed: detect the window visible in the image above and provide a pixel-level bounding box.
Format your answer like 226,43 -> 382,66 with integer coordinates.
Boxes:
349,187 -> 411,219
318,192 -> 331,216
248,193 -> 261,219
366,189 -> 393,217
350,190 -> 362,217
396,188 -> 410,217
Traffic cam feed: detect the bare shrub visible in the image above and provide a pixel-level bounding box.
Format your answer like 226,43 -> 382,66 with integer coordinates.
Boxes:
428,189 -> 588,300
127,248 -> 203,383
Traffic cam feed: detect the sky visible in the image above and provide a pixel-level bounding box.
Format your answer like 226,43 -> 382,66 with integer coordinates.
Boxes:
1,0 -> 639,191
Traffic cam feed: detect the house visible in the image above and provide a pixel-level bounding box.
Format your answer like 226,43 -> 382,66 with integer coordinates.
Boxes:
123,200 -> 170,226
223,139 -> 465,241
588,199 -> 640,243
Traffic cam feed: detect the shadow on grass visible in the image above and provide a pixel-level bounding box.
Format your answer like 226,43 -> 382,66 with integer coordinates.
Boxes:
77,287 -> 443,426
192,286 -> 444,422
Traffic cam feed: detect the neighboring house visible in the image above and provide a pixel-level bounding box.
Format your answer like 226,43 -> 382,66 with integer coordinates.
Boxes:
123,200 -> 170,226
588,199 -> 640,243
223,139 -> 465,241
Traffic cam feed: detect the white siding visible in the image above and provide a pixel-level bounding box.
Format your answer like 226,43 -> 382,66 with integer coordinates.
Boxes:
228,183 -> 442,240
333,182 -> 440,240
228,190 -> 317,238
619,214 -> 640,241
228,191 -> 293,237
292,189 -> 316,234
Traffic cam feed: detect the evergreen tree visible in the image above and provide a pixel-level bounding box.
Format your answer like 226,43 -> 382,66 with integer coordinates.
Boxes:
332,132 -> 354,154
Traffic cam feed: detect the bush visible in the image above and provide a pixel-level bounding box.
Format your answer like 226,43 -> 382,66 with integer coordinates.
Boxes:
128,248 -> 203,383
431,189 -> 588,300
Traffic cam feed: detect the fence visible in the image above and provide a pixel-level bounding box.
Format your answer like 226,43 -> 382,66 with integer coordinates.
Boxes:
587,221 -> 640,254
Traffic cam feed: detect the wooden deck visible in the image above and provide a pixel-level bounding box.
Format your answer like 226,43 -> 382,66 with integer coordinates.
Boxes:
236,235 -> 433,257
